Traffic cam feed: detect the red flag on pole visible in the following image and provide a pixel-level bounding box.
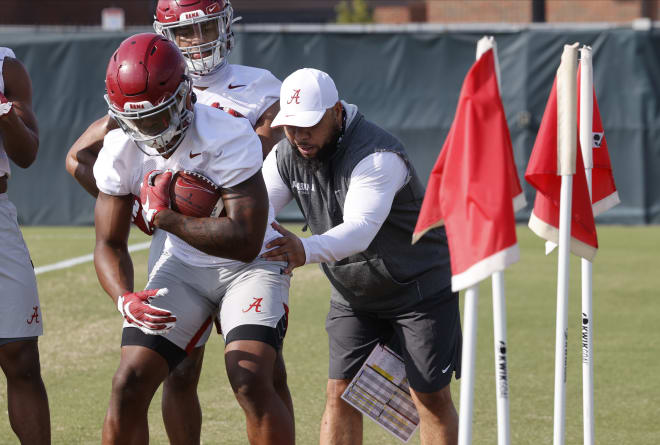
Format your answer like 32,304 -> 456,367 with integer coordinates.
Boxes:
526,78 -> 598,261
412,49 -> 522,291
577,64 -> 620,216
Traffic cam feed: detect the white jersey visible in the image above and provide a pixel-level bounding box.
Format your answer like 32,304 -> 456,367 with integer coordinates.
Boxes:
0,47 -> 16,178
94,103 -> 281,268
193,64 -> 281,128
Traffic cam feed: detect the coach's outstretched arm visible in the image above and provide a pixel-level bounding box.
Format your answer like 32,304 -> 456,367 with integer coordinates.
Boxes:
0,57 -> 38,168
148,171 -> 269,263
65,115 -> 117,198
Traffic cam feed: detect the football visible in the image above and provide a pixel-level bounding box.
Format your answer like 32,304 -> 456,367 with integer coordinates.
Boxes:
169,170 -> 224,218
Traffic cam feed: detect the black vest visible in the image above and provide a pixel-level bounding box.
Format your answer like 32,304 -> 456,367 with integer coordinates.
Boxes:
275,112 -> 451,312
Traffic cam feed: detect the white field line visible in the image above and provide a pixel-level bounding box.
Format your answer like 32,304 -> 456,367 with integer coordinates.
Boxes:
34,242 -> 151,275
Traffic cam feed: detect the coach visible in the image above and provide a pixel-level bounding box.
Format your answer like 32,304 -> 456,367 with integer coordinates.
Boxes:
261,68 -> 461,445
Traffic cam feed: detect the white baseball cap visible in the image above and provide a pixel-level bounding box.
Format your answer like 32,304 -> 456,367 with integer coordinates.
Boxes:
271,68 -> 339,128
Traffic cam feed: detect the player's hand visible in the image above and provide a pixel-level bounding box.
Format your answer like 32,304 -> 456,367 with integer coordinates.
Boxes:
0,93 -> 13,118
261,221 -> 305,274
131,194 -> 154,235
140,170 -> 172,227
117,288 -> 176,335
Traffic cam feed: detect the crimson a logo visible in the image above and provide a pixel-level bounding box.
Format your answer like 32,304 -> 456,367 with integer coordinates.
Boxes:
287,89 -> 301,105
26,306 -> 40,325
243,297 -> 263,313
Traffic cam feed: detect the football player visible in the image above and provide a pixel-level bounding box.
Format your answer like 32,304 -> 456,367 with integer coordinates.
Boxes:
64,1 -> 291,443
0,47 -> 51,444
94,33 -> 293,445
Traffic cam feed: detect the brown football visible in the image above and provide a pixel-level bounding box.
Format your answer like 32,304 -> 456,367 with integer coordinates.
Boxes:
169,170 -> 224,218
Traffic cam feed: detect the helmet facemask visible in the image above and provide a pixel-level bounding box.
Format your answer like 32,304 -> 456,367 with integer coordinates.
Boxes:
154,6 -> 235,75
106,77 -> 193,157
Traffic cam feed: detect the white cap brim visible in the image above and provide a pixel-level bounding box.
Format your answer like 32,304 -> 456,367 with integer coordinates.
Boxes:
271,109 -> 326,128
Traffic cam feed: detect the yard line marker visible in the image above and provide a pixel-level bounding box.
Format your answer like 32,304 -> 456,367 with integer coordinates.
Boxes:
34,242 -> 151,275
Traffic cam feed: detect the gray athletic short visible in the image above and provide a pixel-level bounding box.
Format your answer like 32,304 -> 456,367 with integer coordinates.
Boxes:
122,251 -> 290,370
0,195 -> 43,339
326,288 -> 461,393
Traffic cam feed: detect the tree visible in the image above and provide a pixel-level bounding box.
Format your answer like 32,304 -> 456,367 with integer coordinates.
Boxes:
336,0 -> 373,24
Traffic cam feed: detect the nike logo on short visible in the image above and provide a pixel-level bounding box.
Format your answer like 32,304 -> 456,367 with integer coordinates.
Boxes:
441,363 -> 452,373
228,84 -> 246,89
189,152 -> 202,158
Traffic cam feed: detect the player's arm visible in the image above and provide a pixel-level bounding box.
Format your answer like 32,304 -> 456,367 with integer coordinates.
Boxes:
94,191 -> 176,333
153,170 -> 269,263
93,192 -> 134,300
254,101 -> 283,159
65,115 -> 118,198
0,57 -> 39,168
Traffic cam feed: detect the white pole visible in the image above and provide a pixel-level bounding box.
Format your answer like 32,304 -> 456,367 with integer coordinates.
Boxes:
553,175 -> 572,445
458,284 -> 479,445
581,240 -> 594,442
474,35 -> 518,444
553,43 -> 579,445
492,272 -> 511,445
579,45 -> 595,445
476,35 -> 512,445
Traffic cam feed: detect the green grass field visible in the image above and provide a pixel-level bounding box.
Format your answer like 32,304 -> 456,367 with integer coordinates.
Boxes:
0,225 -> 658,444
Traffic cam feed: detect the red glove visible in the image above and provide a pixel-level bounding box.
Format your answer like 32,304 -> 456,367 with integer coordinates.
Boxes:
0,92 -> 12,118
117,288 -> 176,335
140,170 -> 172,226
210,102 -> 244,118
131,194 -> 154,236
224,108 -> 245,118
